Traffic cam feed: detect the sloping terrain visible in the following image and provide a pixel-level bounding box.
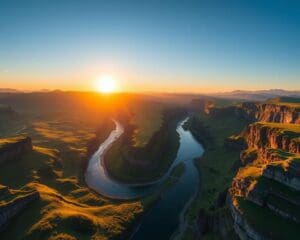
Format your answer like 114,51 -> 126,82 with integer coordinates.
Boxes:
0,94 -> 149,240
228,98 -> 300,239
181,97 -> 300,240
229,121 -> 300,239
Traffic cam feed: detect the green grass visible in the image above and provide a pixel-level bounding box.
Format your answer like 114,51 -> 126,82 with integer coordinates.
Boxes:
130,101 -> 164,147
0,109 -> 145,240
253,122 -> 300,135
267,194 -> 300,220
237,197 -> 300,239
1,92 -> 189,239
104,127 -> 180,183
179,104 -> 248,239
255,176 -> 300,203
266,156 -> 300,175
0,106 -> 25,137
105,110 -> 182,183
266,97 -> 300,108
0,146 -> 58,188
235,164 -> 300,211
188,111 -> 247,212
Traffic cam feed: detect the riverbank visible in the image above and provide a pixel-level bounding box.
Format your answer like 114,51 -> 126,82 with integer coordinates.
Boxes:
122,162 -> 186,240
181,111 -> 247,239
104,108 -> 186,184
130,118 -> 204,240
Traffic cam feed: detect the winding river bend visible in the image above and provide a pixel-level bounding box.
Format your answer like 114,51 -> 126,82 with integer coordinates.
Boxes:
85,118 -> 204,238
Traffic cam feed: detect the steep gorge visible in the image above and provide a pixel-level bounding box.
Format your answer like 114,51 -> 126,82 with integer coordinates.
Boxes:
229,121 -> 300,239
237,101 -> 300,124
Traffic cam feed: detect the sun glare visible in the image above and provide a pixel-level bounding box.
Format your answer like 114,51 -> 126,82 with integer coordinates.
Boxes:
96,75 -> 117,93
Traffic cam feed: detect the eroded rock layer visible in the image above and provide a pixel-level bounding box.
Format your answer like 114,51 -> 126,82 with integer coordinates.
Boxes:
229,121 -> 300,239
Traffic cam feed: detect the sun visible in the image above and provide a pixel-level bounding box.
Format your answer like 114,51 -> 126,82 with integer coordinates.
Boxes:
96,75 -> 117,93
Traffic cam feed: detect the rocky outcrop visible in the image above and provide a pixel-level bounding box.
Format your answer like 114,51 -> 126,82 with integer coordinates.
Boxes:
237,102 -> 300,124
0,137 -> 32,165
0,185 -> 9,197
228,198 -> 267,240
225,135 -> 247,151
262,165 -> 300,191
197,207 -> 235,239
245,123 -> 300,155
240,149 -> 258,165
0,191 -> 40,231
229,117 -> 300,239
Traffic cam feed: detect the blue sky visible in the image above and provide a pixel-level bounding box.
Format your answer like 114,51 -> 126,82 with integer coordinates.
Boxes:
0,0 -> 299,92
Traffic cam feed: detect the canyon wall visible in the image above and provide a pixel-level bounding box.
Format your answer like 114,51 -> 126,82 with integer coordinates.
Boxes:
237,102 -> 300,124
245,123 -> 300,154
228,121 -> 300,239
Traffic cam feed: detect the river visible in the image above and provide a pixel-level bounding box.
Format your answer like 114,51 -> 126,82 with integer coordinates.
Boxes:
85,118 -> 204,238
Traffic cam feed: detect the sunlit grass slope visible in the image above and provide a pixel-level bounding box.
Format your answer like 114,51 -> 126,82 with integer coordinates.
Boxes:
105,106 -> 184,183
266,96 -> 300,108
190,111 -> 247,210
254,121 -> 300,135
0,95 -> 147,239
1,182 -> 142,240
130,101 -> 164,147
181,101 -> 247,239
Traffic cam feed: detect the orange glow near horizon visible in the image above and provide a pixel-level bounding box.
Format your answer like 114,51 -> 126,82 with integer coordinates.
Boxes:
1,73 -> 298,94
95,75 -> 118,93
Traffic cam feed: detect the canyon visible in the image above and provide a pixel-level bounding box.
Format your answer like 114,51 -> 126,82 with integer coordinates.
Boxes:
228,101 -> 300,239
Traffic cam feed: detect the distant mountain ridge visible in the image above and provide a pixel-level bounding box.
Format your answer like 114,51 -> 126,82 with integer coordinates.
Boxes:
0,88 -> 20,93
0,88 -> 299,101
211,89 -> 300,101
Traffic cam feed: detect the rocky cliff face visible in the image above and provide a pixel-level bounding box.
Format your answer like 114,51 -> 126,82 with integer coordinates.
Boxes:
228,120 -> 300,239
0,191 -> 40,231
262,164 -> 300,191
237,102 -> 300,124
227,197 -> 265,240
245,123 -> 300,155
0,137 -> 32,165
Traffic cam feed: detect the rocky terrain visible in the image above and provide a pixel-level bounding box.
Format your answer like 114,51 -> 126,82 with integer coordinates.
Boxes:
237,98 -> 300,124
228,116 -> 300,239
0,187 -> 40,231
0,136 -> 32,164
0,136 -> 39,232
183,97 -> 300,239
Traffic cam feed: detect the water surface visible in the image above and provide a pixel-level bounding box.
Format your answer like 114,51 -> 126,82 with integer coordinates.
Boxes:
85,118 -> 204,238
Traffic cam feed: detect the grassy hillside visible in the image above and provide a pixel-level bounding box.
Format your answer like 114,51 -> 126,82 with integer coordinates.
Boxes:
0,92 -> 187,239
0,114 -> 145,239
254,121 -> 300,134
228,107 -> 300,239
267,96 -> 300,103
105,107 -> 183,183
130,101 -> 164,147
187,109 -> 247,209
0,105 -> 25,137
0,93 -> 151,240
181,101 -> 248,239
